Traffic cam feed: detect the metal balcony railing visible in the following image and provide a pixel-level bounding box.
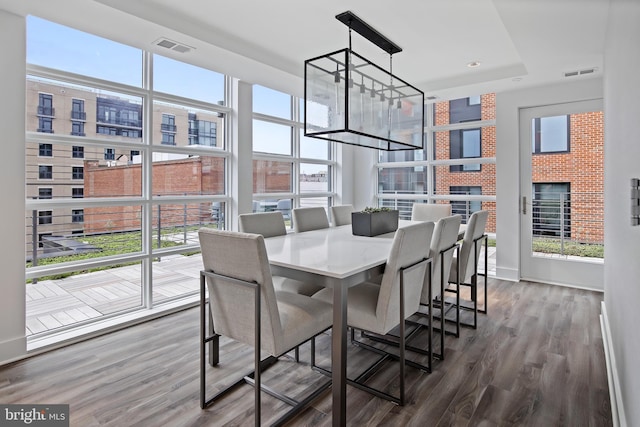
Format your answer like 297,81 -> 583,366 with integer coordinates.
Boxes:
37,106 -> 55,116
531,191 -> 603,257
71,111 -> 87,121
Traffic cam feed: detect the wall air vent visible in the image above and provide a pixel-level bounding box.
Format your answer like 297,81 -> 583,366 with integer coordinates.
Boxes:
564,67 -> 597,78
153,38 -> 194,54
426,95 -> 438,101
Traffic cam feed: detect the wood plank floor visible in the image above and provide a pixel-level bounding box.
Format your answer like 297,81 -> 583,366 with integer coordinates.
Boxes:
2,278 -> 611,426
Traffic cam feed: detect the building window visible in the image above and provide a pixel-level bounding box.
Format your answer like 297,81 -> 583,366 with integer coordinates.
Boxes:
71,121 -> 85,136
72,209 -> 84,223
72,166 -> 84,180
37,93 -> 54,116
38,188 -> 52,199
450,186 -> 482,223
468,95 -> 481,106
72,188 -> 84,198
450,128 -> 481,172
72,146 -> 84,158
130,150 -> 140,161
121,129 -> 140,138
161,114 -> 176,132
38,210 -> 53,225
161,133 -> 175,145
532,183 -> 571,237
533,115 -> 570,153
97,126 -> 117,135
449,97 -> 481,123
104,148 -> 115,160
39,143 -> 53,157
38,165 -> 52,179
71,99 -> 86,120
38,117 -> 53,133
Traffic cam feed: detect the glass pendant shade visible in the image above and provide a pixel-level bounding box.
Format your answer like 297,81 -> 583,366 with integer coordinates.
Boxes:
304,48 -> 424,151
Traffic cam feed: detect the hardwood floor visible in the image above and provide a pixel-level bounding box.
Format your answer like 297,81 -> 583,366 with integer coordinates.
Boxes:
1,278 -> 612,426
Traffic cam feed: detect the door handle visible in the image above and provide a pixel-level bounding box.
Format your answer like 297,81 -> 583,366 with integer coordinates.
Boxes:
522,196 -> 527,214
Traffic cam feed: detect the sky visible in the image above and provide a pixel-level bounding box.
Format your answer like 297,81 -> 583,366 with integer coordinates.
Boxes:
26,16 -> 329,171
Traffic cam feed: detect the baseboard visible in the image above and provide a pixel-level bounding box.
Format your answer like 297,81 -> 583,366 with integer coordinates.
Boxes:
600,301 -> 627,427
495,267 -> 519,282
0,335 -> 27,366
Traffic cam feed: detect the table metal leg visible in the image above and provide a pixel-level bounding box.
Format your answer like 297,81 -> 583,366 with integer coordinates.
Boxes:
332,280 -> 348,426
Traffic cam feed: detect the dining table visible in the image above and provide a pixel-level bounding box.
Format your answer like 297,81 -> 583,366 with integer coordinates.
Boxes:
263,221 -> 415,426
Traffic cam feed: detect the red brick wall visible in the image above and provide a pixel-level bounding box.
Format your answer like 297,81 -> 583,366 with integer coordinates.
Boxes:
433,94 -> 497,233
531,111 -> 604,242
83,157 -> 226,233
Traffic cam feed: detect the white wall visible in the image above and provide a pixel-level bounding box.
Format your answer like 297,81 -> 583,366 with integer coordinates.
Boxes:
495,78 -> 603,282
0,9 -> 27,363
603,1 -> 640,425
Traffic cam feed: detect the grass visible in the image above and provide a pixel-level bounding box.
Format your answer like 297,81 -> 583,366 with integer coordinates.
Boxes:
26,228 -> 198,282
532,237 -> 604,258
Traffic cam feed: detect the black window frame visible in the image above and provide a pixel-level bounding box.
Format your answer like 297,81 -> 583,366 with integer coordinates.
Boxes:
72,166 -> 84,180
449,185 -> 482,223
38,210 -> 53,225
39,143 -> 53,157
450,128 -> 482,172
104,148 -> 115,160
72,188 -> 84,198
72,146 -> 84,158
72,209 -> 84,223
533,115 -> 571,154
38,188 -> 52,199
38,165 -> 53,179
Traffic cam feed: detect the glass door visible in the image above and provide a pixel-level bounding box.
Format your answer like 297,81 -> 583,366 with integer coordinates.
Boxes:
519,99 -> 604,288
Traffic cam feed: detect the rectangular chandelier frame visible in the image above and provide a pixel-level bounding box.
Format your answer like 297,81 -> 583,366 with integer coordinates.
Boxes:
304,48 -> 424,151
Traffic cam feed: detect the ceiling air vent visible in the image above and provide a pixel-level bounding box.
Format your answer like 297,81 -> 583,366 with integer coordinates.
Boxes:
426,95 -> 438,101
153,38 -> 194,54
564,67 -> 597,78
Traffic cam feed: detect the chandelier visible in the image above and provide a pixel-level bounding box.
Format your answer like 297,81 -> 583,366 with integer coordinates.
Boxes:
304,11 -> 424,151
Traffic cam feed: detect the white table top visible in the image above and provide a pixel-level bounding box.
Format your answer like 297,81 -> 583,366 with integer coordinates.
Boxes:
264,224 -> 396,279
264,220 -> 466,280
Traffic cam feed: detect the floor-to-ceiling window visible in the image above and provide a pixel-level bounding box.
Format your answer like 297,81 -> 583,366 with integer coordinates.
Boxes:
252,85 -> 334,228
377,94 -> 497,232
24,17 -> 229,338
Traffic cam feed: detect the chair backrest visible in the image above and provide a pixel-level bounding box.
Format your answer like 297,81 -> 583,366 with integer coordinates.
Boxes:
198,228 -> 283,356
292,207 -> 330,232
411,203 -> 452,223
331,204 -> 354,226
376,222 -> 434,334
458,210 -> 489,283
238,211 -> 287,238
422,215 -> 462,304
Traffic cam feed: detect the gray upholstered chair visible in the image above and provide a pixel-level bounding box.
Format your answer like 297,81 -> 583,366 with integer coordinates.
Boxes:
448,210 -> 489,329
312,222 -> 433,405
292,207 -> 330,232
238,211 -> 323,297
420,214 -> 462,359
330,204 -> 354,226
239,211 -> 287,238
198,228 -> 332,426
411,203 -> 452,223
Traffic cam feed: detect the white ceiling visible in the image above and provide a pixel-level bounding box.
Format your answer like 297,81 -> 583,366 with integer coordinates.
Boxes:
0,0 -> 610,100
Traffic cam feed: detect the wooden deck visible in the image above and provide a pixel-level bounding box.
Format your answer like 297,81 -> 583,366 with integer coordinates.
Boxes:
25,247 -> 496,336
25,254 -> 204,336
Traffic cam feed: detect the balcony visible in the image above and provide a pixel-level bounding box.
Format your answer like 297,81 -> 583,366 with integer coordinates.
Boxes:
70,111 -> 86,121
37,128 -> 54,133
161,123 -> 177,132
37,106 -> 55,117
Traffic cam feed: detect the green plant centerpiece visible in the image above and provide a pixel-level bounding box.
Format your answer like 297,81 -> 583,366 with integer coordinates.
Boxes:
351,206 -> 399,237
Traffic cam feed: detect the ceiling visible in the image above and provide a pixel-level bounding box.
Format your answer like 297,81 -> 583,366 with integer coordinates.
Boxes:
1,0 -> 610,100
